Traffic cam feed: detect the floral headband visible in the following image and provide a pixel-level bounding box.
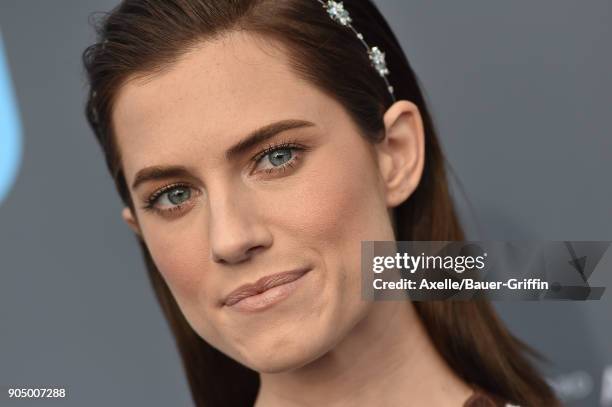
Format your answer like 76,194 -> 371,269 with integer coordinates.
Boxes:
317,0 -> 396,101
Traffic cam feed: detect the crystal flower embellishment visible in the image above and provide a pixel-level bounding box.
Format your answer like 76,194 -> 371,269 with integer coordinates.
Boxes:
368,46 -> 389,77
325,1 -> 352,26
319,0 -> 395,100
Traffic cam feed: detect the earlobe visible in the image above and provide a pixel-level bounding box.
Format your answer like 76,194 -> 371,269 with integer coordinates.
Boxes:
121,207 -> 142,238
376,100 -> 425,208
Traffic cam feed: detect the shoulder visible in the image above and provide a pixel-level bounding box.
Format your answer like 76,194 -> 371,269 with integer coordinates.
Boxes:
463,388 -> 521,407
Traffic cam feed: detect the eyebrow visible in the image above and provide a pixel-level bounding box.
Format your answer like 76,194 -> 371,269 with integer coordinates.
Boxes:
130,119 -> 315,190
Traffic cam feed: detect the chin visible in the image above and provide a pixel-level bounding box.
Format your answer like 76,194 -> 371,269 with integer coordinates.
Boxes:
234,332 -> 335,374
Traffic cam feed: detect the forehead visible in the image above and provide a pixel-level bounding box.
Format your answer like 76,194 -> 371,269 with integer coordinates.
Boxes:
112,30 -> 337,181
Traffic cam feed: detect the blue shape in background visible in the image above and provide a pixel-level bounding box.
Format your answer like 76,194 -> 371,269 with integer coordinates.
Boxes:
0,29 -> 23,206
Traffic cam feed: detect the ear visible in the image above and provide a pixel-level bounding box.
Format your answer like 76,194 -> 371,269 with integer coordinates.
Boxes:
375,100 -> 425,208
121,207 -> 142,238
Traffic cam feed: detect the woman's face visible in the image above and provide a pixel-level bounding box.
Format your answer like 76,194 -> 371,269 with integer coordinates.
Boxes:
113,31 -> 422,372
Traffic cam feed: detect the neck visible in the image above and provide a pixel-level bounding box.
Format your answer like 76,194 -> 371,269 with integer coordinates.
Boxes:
254,301 -> 474,407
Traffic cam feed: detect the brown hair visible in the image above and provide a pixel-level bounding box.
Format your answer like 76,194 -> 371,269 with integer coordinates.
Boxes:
82,1 -> 560,406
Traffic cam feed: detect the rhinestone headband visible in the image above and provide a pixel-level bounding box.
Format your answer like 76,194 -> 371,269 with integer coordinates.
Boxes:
317,0 -> 396,101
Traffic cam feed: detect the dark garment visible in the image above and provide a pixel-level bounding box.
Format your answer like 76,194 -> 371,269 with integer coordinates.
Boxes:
463,388 -> 517,407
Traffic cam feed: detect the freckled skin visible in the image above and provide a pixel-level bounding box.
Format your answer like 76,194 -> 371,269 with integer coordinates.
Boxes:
114,30 -> 472,406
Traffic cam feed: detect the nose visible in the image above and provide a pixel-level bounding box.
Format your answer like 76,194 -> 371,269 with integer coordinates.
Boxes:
208,189 -> 273,264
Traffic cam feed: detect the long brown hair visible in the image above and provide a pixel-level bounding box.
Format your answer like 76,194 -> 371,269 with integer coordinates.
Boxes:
82,1 -> 560,405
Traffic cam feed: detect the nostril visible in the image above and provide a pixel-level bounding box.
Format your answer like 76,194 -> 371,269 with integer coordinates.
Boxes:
212,246 -> 258,265
209,227 -> 273,264
212,255 -> 227,264
246,245 -> 265,256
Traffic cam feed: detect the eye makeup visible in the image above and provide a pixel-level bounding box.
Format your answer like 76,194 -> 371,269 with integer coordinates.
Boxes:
140,138 -> 311,217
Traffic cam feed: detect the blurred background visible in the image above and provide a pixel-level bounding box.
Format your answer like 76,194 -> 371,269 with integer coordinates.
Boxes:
0,1 -> 610,406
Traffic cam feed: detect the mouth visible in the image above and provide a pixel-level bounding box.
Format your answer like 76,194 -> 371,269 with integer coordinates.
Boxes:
223,267 -> 311,312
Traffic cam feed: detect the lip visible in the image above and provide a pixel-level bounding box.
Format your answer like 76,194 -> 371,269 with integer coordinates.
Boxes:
223,267 -> 311,311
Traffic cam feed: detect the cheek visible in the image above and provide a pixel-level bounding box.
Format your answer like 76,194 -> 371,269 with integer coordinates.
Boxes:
141,221 -> 208,303
284,143 -> 392,247
273,141 -> 394,303
142,225 -> 226,343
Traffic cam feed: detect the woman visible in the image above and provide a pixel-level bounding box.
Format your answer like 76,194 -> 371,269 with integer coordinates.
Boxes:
82,0 -> 560,405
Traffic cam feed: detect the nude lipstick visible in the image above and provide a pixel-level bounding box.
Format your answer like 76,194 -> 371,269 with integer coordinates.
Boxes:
223,268 -> 311,312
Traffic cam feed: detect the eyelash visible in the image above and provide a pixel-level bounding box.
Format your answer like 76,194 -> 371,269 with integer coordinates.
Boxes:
140,140 -> 307,216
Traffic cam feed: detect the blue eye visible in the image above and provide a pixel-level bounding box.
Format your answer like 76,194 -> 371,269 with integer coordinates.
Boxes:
143,184 -> 193,214
253,143 -> 303,174
141,141 -> 308,217
160,186 -> 191,205
268,148 -> 292,166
